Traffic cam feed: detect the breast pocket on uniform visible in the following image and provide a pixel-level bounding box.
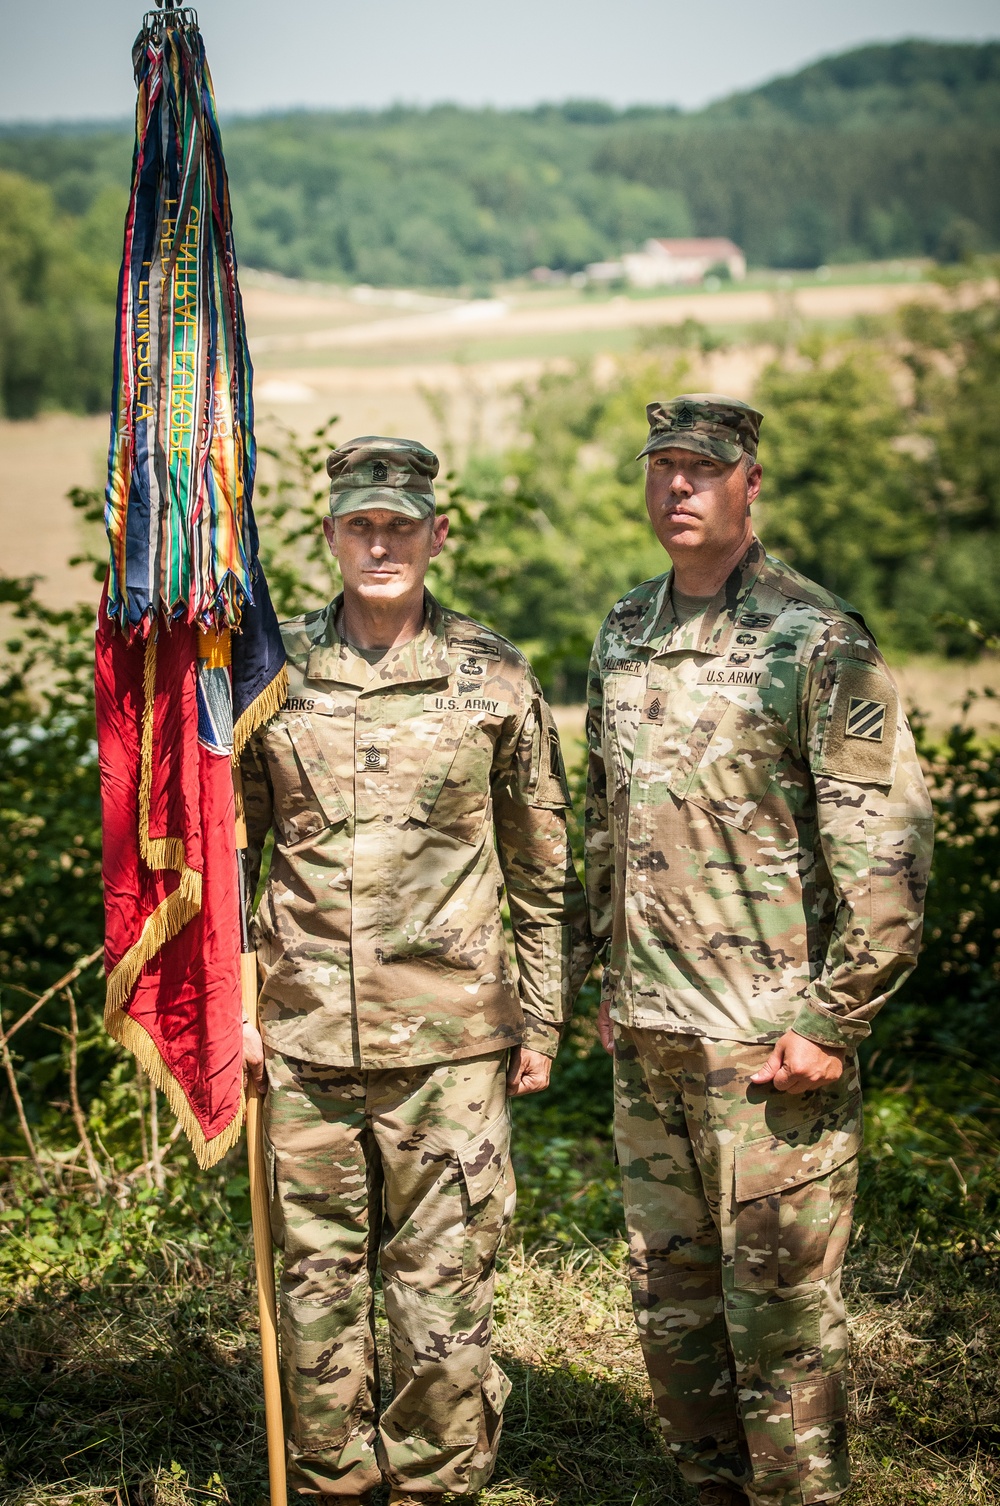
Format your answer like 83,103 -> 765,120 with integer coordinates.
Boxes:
265,714 -> 350,850
603,671 -> 646,794
404,711 -> 495,845
669,694 -> 786,832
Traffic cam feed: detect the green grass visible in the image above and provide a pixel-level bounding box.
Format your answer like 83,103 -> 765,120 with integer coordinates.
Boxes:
1,1212 -> 998,1505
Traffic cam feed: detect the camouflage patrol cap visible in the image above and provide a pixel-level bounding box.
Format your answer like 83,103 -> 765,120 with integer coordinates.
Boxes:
637,393 -> 763,464
327,435 -> 439,519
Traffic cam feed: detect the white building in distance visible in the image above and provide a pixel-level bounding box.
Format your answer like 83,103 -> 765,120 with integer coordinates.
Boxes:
587,237 -> 747,289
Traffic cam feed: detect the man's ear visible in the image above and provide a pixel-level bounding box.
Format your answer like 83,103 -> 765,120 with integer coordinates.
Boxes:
322,516 -> 338,558
429,513 -> 450,558
746,463 -> 763,507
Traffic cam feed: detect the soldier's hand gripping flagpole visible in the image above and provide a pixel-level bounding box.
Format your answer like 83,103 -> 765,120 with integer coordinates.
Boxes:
235,770 -> 288,1506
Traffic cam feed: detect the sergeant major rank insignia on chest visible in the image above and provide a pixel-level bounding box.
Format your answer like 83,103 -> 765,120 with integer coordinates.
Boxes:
358,744 -> 390,771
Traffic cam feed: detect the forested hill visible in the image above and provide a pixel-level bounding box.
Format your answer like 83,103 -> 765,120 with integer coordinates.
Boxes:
0,38 -> 997,288
703,38 -> 1000,126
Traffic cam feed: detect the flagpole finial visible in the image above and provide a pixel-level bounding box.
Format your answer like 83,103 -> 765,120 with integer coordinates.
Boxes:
141,1 -> 199,42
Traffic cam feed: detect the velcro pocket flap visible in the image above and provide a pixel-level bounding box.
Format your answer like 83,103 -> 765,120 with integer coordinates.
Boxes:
483,1359 -> 513,1417
866,816 -> 933,955
404,712 -> 491,844
670,695 -> 786,831
817,660 -> 899,787
457,1108 -> 510,1205
404,711 -> 468,822
284,716 -> 350,826
734,1093 -> 863,1203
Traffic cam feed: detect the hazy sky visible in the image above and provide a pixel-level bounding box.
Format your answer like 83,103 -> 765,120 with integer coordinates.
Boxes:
1,0 -> 998,122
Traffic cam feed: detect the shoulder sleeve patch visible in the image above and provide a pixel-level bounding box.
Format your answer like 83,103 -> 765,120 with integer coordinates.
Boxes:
520,698 -> 572,808
816,660 -> 899,786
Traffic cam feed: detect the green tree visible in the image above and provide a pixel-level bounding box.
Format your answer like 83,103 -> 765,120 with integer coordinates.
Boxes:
752,341 -> 930,640
0,171 -> 115,418
443,357 -> 688,695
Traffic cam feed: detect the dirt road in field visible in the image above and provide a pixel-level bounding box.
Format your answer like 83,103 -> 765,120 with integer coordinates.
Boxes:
0,272 -> 960,612
248,279 -> 940,356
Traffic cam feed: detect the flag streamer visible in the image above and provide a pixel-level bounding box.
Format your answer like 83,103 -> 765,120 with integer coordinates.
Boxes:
98,5 -> 287,1168
106,10 -> 256,634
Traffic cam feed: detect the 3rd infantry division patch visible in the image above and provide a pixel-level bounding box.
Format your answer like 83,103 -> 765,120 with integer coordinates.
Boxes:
845,696 -> 887,741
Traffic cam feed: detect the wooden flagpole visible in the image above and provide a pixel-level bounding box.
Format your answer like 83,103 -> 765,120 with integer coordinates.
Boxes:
234,771 -> 288,1506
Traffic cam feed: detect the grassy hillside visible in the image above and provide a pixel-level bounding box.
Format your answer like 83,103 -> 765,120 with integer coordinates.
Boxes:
0,39 -> 997,289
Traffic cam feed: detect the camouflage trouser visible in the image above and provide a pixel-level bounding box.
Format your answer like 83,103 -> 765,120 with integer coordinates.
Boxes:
263,1048 -> 515,1497
613,1027 -> 862,1506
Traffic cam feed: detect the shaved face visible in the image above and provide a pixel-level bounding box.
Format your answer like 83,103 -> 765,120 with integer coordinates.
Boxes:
323,509 -> 449,605
644,447 -> 761,567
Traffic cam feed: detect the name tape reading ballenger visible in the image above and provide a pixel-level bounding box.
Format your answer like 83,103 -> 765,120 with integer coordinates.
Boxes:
424,694 -> 509,716
605,657 -> 646,675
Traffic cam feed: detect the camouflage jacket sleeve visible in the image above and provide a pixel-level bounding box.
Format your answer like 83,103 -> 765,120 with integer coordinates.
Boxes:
238,732 -> 274,905
792,623 -> 934,1049
493,686 -> 594,1057
584,633 -> 613,953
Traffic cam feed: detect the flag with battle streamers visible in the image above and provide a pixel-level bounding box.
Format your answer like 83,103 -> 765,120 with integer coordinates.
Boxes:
96,5 -> 286,1169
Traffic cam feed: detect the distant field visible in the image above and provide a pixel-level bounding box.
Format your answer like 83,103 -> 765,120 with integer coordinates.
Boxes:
0,262 -> 967,615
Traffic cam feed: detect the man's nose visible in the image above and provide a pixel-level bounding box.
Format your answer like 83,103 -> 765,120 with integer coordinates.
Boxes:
370,537 -> 388,557
667,471 -> 692,498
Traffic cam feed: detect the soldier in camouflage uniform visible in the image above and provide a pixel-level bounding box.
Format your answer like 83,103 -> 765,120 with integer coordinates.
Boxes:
239,436 -> 592,1503
585,395 -> 933,1506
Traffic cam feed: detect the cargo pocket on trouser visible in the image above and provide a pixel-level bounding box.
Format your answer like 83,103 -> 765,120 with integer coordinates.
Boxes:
378,1292 -> 511,1492
471,1359 -> 513,1487
457,1106 -> 515,1284
726,1103 -> 860,1503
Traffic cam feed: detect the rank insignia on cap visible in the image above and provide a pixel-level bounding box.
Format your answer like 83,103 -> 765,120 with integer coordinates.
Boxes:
675,404 -> 694,427
372,460 -> 389,483
845,697 -> 886,742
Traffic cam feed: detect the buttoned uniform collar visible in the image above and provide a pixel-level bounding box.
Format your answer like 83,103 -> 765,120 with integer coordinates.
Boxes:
625,538 -> 768,658
304,591 -> 452,690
